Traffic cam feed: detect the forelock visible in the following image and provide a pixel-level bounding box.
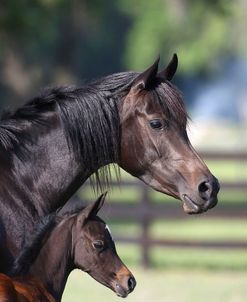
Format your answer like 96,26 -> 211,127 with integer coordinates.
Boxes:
154,81 -> 189,129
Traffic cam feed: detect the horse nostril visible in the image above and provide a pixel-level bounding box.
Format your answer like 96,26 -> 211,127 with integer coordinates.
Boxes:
127,276 -> 136,291
198,181 -> 209,193
198,180 -> 212,201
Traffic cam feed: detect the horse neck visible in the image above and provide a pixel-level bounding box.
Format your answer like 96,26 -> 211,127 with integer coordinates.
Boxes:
29,219 -> 74,301
8,90 -> 120,215
9,125 -> 89,216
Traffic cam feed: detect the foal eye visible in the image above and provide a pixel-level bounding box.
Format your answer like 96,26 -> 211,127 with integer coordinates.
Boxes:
149,119 -> 163,129
92,240 -> 104,250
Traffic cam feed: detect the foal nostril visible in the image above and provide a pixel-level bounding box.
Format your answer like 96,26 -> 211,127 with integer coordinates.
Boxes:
127,276 -> 136,292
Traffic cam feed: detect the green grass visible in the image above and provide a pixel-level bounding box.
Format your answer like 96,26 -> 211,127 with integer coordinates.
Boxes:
62,268 -> 247,302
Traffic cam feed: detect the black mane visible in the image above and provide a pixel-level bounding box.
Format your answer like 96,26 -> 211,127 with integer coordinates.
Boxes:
0,72 -> 138,188
0,71 -> 188,188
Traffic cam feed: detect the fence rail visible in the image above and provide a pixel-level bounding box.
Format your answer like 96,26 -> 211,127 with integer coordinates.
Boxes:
78,151 -> 247,267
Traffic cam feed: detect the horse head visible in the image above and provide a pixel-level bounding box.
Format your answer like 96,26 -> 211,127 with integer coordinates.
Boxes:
119,54 -> 220,214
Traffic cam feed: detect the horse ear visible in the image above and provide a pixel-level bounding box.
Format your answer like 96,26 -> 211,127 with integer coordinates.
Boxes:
132,56 -> 160,91
79,192 -> 107,223
158,53 -> 178,81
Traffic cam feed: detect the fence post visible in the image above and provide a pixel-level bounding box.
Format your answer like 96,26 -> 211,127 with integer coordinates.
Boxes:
141,183 -> 151,268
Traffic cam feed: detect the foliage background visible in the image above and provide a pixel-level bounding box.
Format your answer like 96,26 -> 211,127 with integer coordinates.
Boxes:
1,0 -> 247,106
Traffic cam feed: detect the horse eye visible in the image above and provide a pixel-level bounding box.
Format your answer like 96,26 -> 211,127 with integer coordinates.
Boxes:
149,119 -> 163,129
92,240 -> 104,250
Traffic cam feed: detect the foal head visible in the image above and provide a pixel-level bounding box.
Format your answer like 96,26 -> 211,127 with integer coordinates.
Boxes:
71,193 -> 136,298
119,54 -> 219,214
10,194 -> 135,300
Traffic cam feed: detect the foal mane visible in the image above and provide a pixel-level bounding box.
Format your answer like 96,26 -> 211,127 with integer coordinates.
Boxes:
0,71 -> 188,189
10,201 -> 86,277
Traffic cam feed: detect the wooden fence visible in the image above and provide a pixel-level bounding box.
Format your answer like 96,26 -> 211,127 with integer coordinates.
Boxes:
78,151 -> 247,267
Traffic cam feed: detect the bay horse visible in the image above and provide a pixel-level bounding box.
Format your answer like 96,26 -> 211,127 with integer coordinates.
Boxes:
0,54 -> 219,272
0,193 -> 136,301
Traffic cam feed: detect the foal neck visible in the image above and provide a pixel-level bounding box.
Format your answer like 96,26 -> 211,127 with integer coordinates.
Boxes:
29,217 -> 74,301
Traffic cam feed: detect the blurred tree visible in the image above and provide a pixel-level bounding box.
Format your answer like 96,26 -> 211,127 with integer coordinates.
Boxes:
0,0 -> 246,106
118,0 -> 247,74
0,0 -> 130,106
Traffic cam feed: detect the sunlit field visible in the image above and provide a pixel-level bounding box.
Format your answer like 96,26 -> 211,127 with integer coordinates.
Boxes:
62,268 -> 247,302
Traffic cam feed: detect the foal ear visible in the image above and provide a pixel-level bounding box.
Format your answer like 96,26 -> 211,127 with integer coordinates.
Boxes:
79,192 -> 107,223
158,53 -> 178,81
131,56 -> 160,92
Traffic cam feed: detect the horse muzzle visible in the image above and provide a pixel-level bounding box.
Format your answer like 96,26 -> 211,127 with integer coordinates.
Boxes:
113,275 -> 136,298
181,176 -> 220,214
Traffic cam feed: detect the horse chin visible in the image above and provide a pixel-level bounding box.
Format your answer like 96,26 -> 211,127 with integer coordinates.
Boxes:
114,285 -> 129,298
139,174 -> 179,198
181,194 -> 211,214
